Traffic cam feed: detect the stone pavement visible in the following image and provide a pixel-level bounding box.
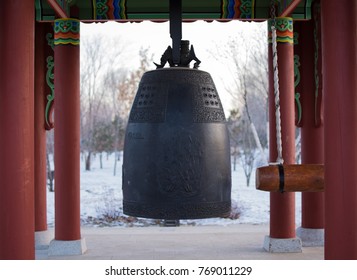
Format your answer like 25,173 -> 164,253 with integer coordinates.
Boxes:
36,224 -> 324,260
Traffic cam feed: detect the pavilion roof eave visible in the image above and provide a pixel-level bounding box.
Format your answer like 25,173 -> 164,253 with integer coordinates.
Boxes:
36,0 -> 313,22
75,19 -> 268,24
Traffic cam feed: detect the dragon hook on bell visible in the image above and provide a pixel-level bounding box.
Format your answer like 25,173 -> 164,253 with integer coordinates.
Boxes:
154,0 -> 201,69
154,40 -> 201,69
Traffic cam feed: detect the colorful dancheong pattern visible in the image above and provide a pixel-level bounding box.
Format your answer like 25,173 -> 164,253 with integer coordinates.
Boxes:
35,0 -> 313,21
268,17 -> 294,44
221,0 -> 254,19
95,0 -> 126,19
54,18 -> 80,46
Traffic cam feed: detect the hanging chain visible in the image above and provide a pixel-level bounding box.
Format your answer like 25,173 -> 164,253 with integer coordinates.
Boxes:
270,1 -> 284,164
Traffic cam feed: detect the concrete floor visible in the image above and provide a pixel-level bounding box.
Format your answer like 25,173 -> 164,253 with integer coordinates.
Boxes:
36,224 -> 324,260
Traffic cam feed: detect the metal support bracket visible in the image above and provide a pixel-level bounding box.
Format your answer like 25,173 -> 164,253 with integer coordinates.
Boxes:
170,0 -> 182,65
154,0 -> 201,69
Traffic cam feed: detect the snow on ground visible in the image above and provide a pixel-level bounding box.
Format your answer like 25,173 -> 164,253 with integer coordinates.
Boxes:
46,153 -> 301,227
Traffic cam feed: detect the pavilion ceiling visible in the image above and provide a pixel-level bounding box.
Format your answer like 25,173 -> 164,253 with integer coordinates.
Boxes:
35,0 -> 313,22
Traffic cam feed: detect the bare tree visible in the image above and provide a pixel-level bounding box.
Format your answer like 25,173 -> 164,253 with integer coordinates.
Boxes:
104,70 -> 125,173
213,23 -> 269,185
80,34 -> 126,171
227,109 -> 241,171
223,23 -> 268,154
46,130 -> 55,191
104,47 -> 154,175
227,107 -> 257,186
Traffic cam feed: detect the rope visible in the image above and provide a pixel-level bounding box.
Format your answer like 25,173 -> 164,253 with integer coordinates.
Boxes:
270,2 -> 284,164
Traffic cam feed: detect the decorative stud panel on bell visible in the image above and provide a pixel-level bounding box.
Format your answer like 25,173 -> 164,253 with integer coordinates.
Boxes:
122,67 -> 232,219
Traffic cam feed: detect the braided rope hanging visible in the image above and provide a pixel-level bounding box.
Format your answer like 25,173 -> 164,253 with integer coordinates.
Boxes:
270,2 -> 284,164
256,7 -> 326,193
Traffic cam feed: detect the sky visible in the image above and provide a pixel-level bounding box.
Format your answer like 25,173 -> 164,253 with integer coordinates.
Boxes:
80,20 -> 268,115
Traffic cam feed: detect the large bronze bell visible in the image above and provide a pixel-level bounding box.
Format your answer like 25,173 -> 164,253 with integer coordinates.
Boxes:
122,67 -> 232,219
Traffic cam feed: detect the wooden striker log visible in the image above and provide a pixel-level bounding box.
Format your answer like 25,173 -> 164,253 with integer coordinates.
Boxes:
256,164 -> 324,192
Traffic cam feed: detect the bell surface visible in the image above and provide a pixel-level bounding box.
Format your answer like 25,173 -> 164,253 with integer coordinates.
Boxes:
122,67 -> 231,219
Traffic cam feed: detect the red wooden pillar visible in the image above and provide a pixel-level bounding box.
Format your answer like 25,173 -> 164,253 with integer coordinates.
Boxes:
49,18 -> 86,255
34,22 -> 54,247
0,1 -> 35,259
321,0 -> 357,259
294,9 -> 325,247
264,17 -> 301,252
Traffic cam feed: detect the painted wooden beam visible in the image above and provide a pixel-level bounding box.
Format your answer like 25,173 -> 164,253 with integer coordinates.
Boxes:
280,0 -> 303,17
46,0 -> 68,18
